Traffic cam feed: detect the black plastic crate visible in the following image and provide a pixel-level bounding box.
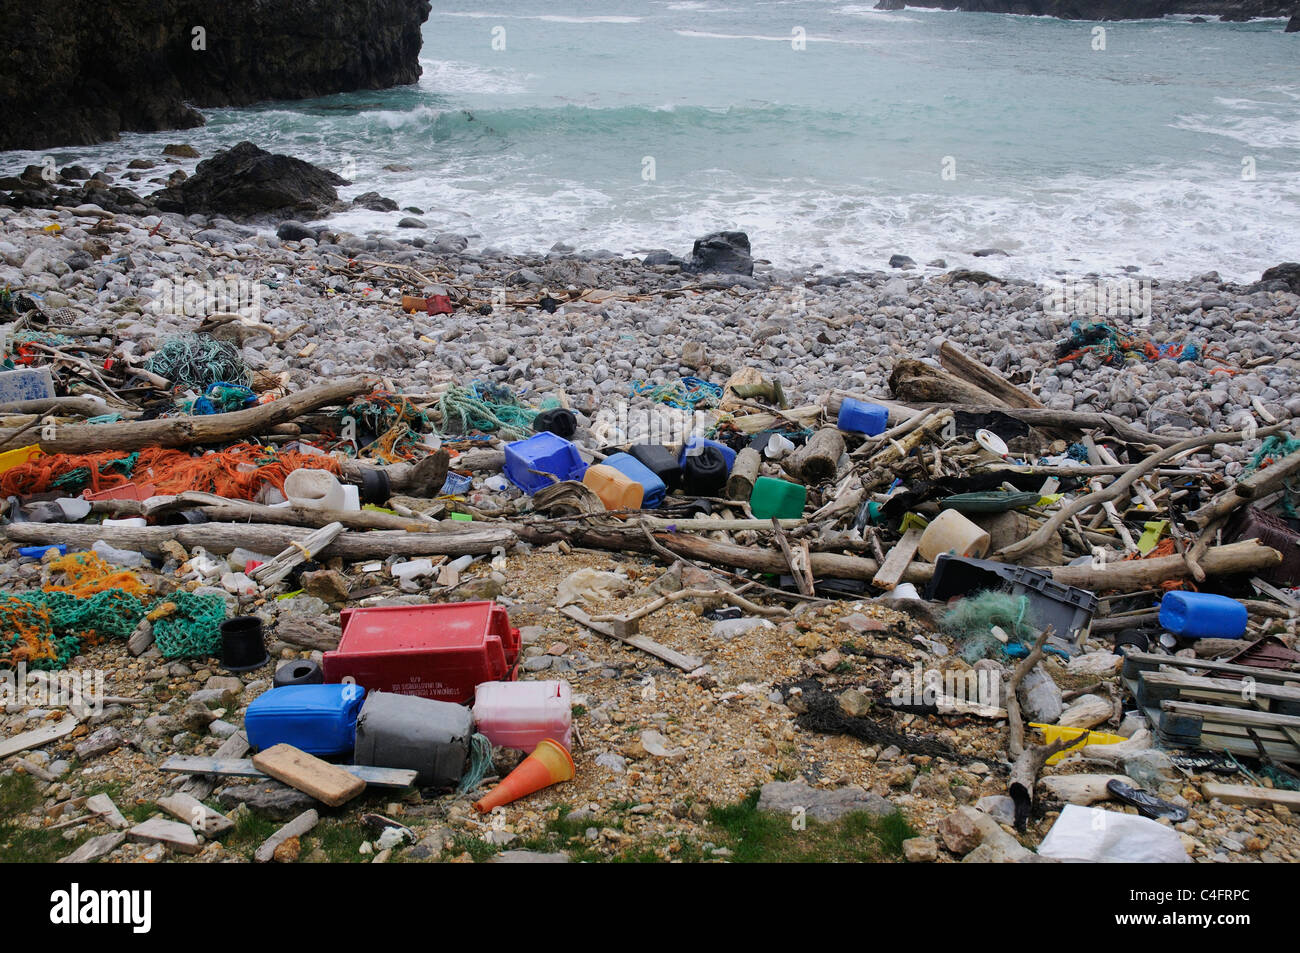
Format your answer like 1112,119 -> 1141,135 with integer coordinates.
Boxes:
924,554 -> 1098,646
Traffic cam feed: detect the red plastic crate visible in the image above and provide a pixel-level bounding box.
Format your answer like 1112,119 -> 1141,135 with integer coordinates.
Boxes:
322,601 -> 519,704
82,482 -> 158,502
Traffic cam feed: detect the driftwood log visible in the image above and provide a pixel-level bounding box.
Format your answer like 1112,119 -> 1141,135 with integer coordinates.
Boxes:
726,448 -> 761,500
889,358 -> 1008,407
0,377 -> 372,454
1186,447 -> 1300,530
1009,733 -> 1089,831
506,521 -> 1280,590
2,522 -> 515,558
782,428 -> 845,485
938,341 -> 1044,410
998,420 -> 1294,561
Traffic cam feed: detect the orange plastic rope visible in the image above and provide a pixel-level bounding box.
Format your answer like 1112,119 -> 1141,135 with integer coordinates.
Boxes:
0,444 -> 342,500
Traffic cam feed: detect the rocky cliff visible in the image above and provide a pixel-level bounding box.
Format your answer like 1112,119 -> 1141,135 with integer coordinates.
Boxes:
875,0 -> 1296,19
0,0 -> 432,152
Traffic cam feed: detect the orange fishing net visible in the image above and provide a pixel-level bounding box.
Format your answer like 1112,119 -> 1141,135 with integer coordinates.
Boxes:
0,596 -> 57,666
0,443 -> 342,500
44,552 -> 150,600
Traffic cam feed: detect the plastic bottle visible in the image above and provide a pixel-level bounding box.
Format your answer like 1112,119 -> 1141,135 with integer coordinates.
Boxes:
91,539 -> 145,568
227,547 -> 273,572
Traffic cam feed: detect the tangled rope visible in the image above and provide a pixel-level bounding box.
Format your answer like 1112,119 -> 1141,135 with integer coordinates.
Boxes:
629,376 -> 722,412
340,391 -> 433,463
180,382 -> 258,416
144,333 -> 251,390
1247,434 -> 1300,516
436,383 -> 536,439
0,443 -> 341,500
1055,321 -> 1201,367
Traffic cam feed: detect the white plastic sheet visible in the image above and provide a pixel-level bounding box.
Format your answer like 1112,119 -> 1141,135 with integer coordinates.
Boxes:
1037,804 -> 1190,863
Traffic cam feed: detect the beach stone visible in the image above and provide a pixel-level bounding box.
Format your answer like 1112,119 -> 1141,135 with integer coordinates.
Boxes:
1017,665 -> 1062,723
74,726 -> 124,760
152,141 -> 345,218
684,230 -> 753,276
276,220 -> 316,242
756,781 -> 894,821
903,836 -> 938,862
217,782 -> 317,819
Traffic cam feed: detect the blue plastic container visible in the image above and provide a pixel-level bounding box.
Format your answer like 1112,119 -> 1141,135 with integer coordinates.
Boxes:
18,544 -> 67,559
679,436 -> 736,471
600,452 -> 667,508
244,684 -> 366,755
1158,591 -> 1248,640
837,398 -> 889,436
503,432 -> 588,494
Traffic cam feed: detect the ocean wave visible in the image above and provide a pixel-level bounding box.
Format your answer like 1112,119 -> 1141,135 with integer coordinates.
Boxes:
439,11 -> 643,23
836,5 -> 923,22
418,60 -> 530,96
1171,113 -> 1300,150
674,28 -> 878,44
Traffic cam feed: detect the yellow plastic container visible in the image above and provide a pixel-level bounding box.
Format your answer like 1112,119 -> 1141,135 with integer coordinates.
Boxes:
918,508 -> 991,561
582,464 -> 644,513
1031,723 -> 1127,765
0,444 -> 43,475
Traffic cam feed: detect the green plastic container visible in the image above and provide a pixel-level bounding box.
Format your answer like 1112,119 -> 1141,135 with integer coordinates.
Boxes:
750,476 -> 807,520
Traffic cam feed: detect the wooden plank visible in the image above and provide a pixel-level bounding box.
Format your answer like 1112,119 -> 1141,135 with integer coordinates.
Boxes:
871,527 -> 924,592
1162,700 -> 1300,730
1138,670 -> 1300,707
0,715 -> 78,759
1123,651 -> 1300,684
1181,731 -> 1298,763
160,756 -> 417,789
1250,577 -> 1300,610
560,605 -> 703,672
252,744 -> 365,807
178,730 -> 250,800
1201,782 -> 1300,809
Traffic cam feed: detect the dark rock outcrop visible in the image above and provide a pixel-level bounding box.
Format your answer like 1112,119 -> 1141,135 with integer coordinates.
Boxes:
149,141 -> 346,219
684,231 -> 754,277
0,0 -> 432,151
1287,12 -> 1300,28
874,1 -> 1295,20
1258,262 -> 1300,293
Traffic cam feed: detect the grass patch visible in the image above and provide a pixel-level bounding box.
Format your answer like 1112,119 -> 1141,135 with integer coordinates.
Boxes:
220,810 -> 281,858
446,831 -> 502,863
705,790 -> 917,863
312,817 -> 373,862
0,772 -> 94,863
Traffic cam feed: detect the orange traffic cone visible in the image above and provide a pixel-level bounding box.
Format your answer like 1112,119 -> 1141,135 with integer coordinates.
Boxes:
473,738 -> 575,813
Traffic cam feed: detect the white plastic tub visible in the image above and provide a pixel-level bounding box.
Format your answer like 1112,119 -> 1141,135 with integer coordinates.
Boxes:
473,680 -> 572,752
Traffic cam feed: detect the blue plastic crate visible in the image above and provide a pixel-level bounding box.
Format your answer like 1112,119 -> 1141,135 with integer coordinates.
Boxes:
503,432 -> 587,494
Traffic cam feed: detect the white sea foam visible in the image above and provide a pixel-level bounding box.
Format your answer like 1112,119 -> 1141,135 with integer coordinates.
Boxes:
418,60 -> 529,96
